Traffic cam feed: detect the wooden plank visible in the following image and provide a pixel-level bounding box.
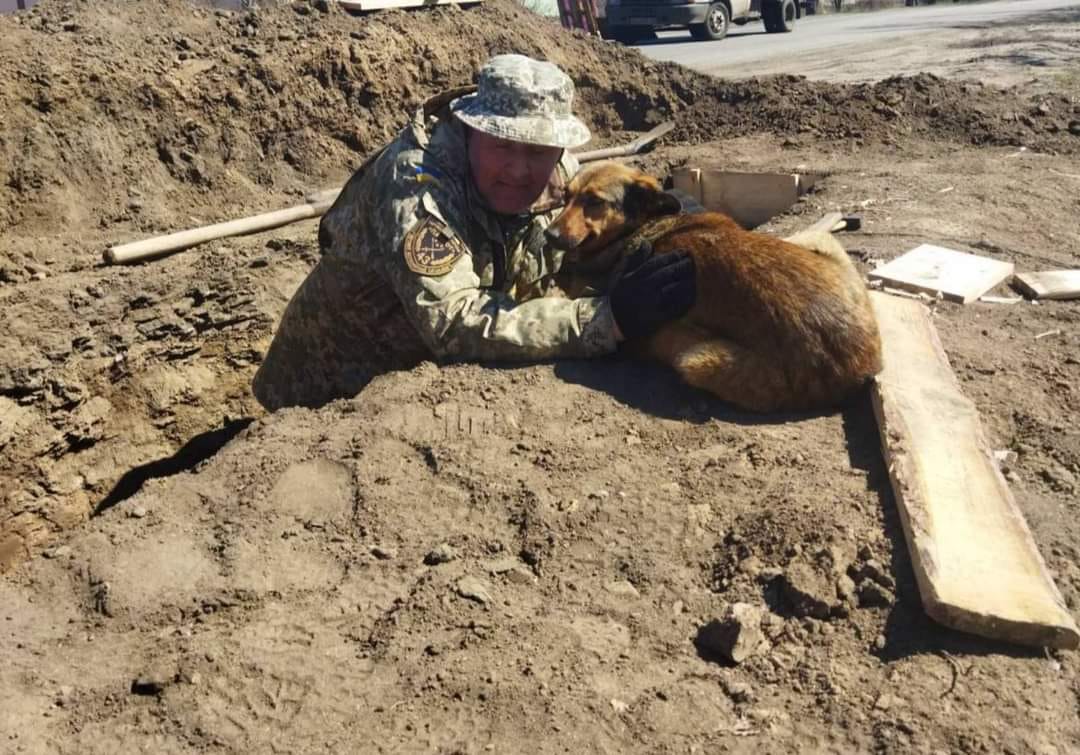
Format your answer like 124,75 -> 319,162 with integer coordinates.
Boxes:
869,244 -> 1014,304
870,291 -> 1079,649
1012,270 -> 1080,300
670,169 -> 818,229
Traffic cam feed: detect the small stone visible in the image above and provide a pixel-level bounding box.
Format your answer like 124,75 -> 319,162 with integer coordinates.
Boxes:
857,580 -> 896,608
610,698 -> 630,713
456,576 -> 493,605
874,634 -> 887,651
873,692 -> 899,711
371,546 -> 395,560
128,505 -> 148,519
131,669 -> 173,696
723,680 -> 755,704
836,574 -> 857,604
55,685 -> 75,707
503,566 -> 536,585
1006,470 -> 1021,483
781,561 -> 837,619
850,558 -> 896,590
604,580 -> 640,598
424,543 -> 458,566
42,545 -> 73,560
695,603 -> 768,664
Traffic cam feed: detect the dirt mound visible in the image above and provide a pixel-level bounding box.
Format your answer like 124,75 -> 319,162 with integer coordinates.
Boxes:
3,360 -> 1077,753
1,0 -> 1077,240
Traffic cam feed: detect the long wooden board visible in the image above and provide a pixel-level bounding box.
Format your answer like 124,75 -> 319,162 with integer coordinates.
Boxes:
1012,270 -> 1080,300
869,244 -> 1014,304
870,292 -> 1079,649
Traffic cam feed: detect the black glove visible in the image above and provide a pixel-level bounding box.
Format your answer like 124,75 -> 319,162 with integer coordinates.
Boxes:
609,240 -> 696,341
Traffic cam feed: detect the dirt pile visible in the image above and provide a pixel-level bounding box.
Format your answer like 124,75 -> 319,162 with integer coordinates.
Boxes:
1,0 -> 1077,241
2,360 -> 1077,753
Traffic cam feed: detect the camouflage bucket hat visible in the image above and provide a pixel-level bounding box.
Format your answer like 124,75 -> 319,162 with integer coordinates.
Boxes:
450,54 -> 591,150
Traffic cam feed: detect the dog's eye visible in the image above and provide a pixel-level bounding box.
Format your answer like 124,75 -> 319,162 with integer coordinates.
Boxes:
582,194 -> 607,209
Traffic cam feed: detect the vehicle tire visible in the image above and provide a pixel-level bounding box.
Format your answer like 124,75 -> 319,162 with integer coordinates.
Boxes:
689,2 -> 730,41
763,0 -> 796,33
609,25 -> 650,43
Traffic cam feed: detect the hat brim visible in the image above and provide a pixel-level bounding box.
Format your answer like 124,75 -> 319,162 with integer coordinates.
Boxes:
450,93 -> 591,150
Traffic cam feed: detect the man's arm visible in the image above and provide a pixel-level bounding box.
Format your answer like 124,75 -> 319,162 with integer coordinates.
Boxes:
382,210 -> 619,361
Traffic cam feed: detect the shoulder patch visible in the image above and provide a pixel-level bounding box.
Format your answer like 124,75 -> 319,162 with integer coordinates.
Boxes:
403,217 -> 467,277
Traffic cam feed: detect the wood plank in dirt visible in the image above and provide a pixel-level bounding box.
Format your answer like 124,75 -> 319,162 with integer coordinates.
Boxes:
670,168 -> 818,229
870,292 -> 1079,650
1012,270 -> 1080,300
869,244 -> 1014,304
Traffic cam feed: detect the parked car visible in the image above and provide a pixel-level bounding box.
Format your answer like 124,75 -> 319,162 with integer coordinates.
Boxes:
603,0 -> 812,43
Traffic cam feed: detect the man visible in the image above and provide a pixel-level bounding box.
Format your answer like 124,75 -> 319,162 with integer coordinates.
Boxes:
252,54 -> 695,411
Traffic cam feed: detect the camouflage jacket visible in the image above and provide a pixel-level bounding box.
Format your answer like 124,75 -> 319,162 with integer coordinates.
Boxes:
252,91 -> 618,411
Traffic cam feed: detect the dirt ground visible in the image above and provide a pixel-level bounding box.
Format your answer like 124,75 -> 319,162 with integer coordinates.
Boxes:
1,1 -> 1079,753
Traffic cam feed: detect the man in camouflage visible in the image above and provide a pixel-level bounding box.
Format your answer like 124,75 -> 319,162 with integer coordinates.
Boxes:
253,54 -> 695,411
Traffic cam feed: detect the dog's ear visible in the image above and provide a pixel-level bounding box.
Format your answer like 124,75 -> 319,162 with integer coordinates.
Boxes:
624,178 -> 682,219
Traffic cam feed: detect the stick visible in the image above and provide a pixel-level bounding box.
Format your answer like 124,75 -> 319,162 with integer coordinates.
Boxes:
103,125 -> 677,266
104,195 -> 337,266
574,121 -> 675,163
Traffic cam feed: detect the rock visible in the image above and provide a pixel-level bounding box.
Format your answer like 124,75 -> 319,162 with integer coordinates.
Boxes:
370,546 -> 395,560
857,580 -> 896,608
424,543 -> 458,566
722,679 -> 755,704
456,576 -> 493,605
131,666 -> 175,696
127,505 -> 148,519
696,603 -> 768,664
604,580 -> 640,598
502,566 -> 536,585
781,561 -> 836,619
54,685 -> 75,707
850,558 -> 896,590
836,574 -> 857,604
42,545 -> 73,560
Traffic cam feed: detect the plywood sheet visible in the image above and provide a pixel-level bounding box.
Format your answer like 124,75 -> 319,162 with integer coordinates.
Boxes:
869,244 -> 1014,304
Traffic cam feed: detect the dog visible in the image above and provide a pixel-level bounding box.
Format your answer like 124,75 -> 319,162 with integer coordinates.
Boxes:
544,161 -> 883,413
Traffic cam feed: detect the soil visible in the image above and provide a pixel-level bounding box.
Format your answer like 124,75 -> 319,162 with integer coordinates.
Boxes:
2,0 -> 1080,753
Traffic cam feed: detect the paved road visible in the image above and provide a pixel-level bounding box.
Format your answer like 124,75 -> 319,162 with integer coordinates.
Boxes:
635,0 -> 1080,78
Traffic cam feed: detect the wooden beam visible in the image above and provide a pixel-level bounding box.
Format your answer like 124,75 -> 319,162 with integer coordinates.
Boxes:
1012,270 -> 1080,301
870,291 -> 1079,649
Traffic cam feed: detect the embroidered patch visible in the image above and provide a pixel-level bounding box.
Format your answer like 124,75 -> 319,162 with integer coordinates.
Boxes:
403,217 -> 467,277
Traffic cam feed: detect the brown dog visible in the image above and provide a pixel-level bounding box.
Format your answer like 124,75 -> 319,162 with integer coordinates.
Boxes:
545,161 -> 883,412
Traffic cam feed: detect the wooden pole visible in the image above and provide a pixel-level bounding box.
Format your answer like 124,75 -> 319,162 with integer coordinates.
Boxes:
104,195 -> 337,266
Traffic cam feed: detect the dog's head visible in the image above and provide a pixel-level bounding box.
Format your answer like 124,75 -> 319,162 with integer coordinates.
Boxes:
545,162 -> 681,269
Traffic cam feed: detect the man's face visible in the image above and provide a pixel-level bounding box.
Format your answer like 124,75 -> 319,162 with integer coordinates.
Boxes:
467,128 -> 564,215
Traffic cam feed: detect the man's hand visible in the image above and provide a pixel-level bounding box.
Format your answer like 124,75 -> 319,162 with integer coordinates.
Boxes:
609,241 -> 696,341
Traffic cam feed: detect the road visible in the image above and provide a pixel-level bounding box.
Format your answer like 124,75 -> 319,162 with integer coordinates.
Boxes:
635,0 -> 1080,81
